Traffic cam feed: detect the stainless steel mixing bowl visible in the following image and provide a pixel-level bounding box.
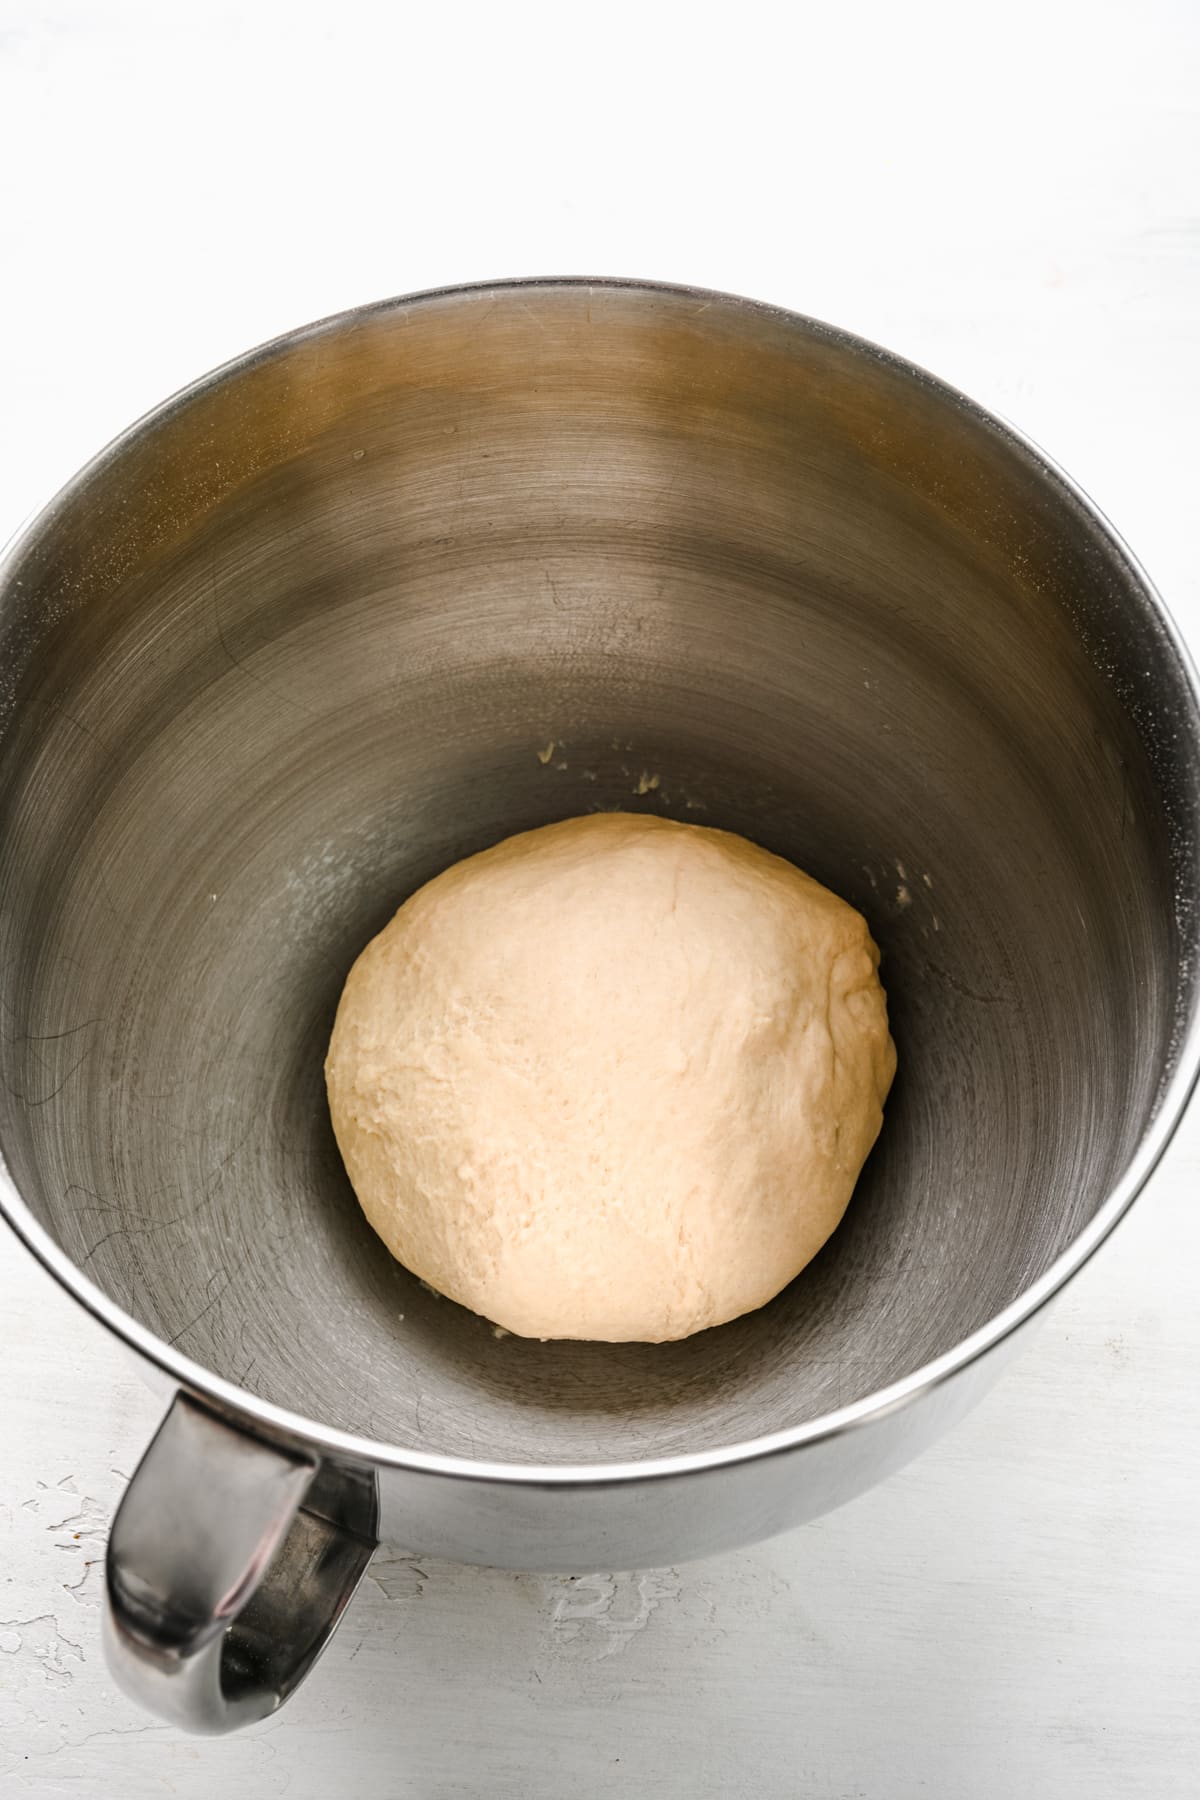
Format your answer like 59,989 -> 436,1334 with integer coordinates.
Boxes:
1,279 -> 1198,1732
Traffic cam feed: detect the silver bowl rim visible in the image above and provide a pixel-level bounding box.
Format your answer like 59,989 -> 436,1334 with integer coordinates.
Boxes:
2,274 -> 1198,1487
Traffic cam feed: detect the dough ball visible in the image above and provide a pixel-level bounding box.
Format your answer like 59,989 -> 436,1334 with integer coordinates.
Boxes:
325,813 -> 895,1342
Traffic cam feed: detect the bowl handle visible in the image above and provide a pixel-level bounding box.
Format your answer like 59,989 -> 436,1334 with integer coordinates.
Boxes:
103,1392 -> 376,1733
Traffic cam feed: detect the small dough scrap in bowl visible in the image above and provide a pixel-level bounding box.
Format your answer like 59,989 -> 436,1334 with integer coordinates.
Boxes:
325,812 -> 896,1343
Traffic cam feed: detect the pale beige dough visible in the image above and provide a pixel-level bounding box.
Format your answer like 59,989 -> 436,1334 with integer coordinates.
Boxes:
325,812 -> 896,1343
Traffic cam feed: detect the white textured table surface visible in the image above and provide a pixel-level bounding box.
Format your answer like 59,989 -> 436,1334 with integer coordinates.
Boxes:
2,4 -> 1198,1795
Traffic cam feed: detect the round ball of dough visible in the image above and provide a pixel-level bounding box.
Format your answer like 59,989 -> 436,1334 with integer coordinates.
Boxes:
326,813 -> 895,1343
